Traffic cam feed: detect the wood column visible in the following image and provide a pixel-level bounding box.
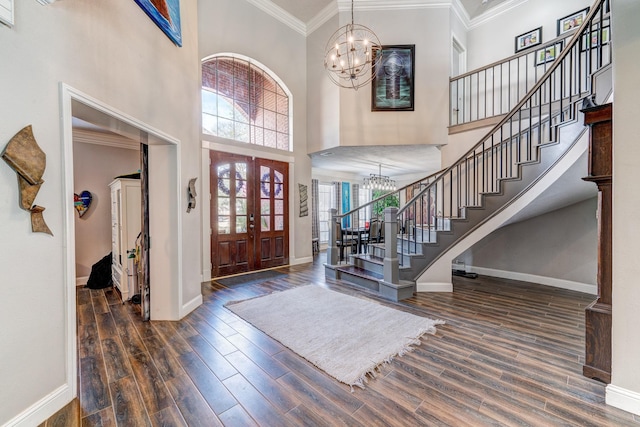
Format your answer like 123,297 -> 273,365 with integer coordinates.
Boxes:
581,102 -> 612,384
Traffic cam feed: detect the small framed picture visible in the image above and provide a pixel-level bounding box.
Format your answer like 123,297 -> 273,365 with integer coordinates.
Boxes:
515,27 -> 542,53
536,45 -> 557,66
582,26 -> 610,50
557,7 -> 589,36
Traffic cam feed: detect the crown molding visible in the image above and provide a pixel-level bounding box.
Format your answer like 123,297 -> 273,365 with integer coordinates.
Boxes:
248,0 -> 529,37
336,0 -> 451,13
468,0 -> 529,30
306,1 -> 339,36
244,0 -> 307,36
73,129 -> 139,150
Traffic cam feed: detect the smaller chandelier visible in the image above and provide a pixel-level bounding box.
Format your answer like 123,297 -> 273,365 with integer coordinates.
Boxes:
362,164 -> 396,191
324,0 -> 382,90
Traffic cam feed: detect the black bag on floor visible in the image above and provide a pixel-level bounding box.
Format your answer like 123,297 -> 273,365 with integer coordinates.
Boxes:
86,253 -> 113,289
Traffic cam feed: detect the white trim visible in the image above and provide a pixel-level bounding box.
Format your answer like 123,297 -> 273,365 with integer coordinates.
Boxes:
291,256 -> 314,265
338,0 -> 449,12
2,385 -> 72,427
0,0 -> 14,27
306,1 -> 339,35
451,0 -> 471,29
244,0 -> 306,36
416,282 -> 454,292
180,294 -> 203,318
73,128 -> 138,150
468,0 -> 530,30
203,140 -> 295,164
467,266 -> 597,295
451,33 -> 467,76
606,384 -> 640,416
76,275 -> 89,287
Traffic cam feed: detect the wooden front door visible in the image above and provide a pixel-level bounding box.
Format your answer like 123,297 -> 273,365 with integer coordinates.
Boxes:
210,151 -> 289,277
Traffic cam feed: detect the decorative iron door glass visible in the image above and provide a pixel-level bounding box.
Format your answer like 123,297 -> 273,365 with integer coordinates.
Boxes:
371,45 -> 415,111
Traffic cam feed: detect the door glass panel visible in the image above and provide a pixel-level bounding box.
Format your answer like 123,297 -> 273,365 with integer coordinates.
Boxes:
275,215 -> 284,231
275,200 -> 283,215
261,216 -> 270,231
236,163 -> 247,180
260,166 -> 270,182
274,170 -> 284,199
236,216 -> 247,233
236,198 -> 247,215
218,216 -> 230,234
236,180 -> 247,197
261,199 -> 270,215
218,197 -> 230,215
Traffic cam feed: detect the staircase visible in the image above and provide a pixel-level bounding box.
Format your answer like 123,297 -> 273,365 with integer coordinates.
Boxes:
325,0 -> 612,301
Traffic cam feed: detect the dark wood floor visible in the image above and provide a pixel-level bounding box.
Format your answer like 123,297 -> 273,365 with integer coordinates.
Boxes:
77,253 -> 640,426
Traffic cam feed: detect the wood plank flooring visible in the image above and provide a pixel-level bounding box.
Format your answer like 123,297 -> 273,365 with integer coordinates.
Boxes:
77,253 -> 640,426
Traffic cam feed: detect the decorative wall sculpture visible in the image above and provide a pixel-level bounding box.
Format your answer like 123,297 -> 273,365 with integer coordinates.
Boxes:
74,190 -> 93,218
2,125 -> 52,235
187,177 -> 197,213
299,183 -> 308,217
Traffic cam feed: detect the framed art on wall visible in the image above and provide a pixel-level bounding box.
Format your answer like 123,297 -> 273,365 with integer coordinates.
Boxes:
371,45 -> 415,111
535,45 -> 557,65
134,0 -> 182,46
515,27 -> 542,53
557,7 -> 589,36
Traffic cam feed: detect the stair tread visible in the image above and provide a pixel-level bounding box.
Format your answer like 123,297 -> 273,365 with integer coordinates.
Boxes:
335,265 -> 383,281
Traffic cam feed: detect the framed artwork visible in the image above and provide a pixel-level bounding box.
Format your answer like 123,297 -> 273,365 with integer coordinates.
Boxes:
371,45 -> 415,111
535,45 -> 557,65
134,0 -> 182,46
582,26 -> 610,50
515,27 -> 542,53
341,182 -> 350,227
557,7 -> 589,36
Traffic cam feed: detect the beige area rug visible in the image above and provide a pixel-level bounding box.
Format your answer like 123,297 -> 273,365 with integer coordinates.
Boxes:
225,285 -> 444,389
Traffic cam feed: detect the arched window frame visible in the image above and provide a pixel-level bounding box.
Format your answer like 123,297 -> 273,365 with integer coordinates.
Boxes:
201,53 -> 293,152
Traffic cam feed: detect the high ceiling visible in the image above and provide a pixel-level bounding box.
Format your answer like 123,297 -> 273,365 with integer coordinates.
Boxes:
268,0 -> 512,23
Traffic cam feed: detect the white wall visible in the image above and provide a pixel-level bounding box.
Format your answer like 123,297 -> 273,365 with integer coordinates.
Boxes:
73,140 -> 139,281
338,7 -> 451,149
466,0 -> 592,70
197,0 -> 313,272
0,0 -> 200,424
458,198 -> 598,292
610,0 -> 640,415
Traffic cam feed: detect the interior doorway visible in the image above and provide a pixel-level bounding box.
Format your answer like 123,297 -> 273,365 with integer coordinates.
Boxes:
210,150 -> 289,277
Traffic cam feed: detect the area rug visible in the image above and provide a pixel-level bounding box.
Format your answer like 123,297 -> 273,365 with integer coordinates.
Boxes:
215,270 -> 286,287
225,285 -> 444,389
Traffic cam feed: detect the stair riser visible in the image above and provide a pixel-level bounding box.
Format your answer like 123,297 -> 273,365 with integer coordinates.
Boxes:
352,257 -> 384,275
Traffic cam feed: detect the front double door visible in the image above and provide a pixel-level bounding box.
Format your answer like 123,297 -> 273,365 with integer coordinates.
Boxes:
210,151 -> 289,277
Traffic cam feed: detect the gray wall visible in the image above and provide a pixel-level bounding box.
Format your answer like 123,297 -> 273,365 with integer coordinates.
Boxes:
458,198 -> 598,291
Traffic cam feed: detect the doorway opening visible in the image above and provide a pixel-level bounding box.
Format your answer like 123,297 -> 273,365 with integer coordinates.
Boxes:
210,150 -> 289,277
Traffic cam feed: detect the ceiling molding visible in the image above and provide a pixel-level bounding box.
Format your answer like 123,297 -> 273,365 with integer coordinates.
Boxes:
73,129 -> 138,151
450,0 -> 471,29
306,1 -> 339,36
468,0 -> 529,30
337,0 -> 452,13
244,0 -> 307,36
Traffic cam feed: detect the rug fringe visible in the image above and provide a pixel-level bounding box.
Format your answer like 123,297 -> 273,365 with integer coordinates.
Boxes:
347,320 -> 446,392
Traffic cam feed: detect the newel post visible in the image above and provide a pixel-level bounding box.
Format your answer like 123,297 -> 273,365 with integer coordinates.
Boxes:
326,208 -> 339,266
382,207 -> 399,285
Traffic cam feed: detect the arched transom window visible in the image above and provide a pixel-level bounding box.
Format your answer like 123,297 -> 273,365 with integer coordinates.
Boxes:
202,55 -> 292,151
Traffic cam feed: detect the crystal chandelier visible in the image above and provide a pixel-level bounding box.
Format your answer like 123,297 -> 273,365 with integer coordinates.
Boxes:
362,164 -> 396,191
323,0 -> 382,90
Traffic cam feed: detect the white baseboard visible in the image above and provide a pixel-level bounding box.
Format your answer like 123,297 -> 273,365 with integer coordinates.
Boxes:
467,266 -> 597,295
416,282 -> 453,293
606,384 -> 640,416
291,256 -> 313,265
201,268 -> 212,283
4,384 -> 72,427
75,275 -> 89,287
181,294 -> 203,318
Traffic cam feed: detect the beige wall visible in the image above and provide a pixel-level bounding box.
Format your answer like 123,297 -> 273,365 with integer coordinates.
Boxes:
0,0 -> 200,423
73,140 -> 140,280
610,0 -> 640,414
197,0 -> 313,273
